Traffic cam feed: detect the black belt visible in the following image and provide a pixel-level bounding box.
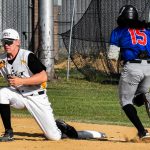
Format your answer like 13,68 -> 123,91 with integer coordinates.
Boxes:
29,91 -> 45,96
126,60 -> 150,64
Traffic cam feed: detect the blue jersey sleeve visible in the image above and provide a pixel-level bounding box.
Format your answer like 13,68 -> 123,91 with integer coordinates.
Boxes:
110,28 -> 120,46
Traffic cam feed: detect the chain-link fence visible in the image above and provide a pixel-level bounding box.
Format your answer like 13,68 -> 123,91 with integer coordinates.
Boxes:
58,0 -> 150,82
0,0 -> 32,50
53,0 -> 92,68
0,0 -> 150,82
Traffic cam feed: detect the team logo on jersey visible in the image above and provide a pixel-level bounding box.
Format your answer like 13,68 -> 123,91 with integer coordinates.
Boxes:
21,59 -> 27,65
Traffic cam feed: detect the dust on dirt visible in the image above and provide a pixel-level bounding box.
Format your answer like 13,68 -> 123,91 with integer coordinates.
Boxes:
0,117 -> 149,150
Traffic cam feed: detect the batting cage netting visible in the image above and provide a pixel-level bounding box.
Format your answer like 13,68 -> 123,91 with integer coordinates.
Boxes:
61,0 -> 150,83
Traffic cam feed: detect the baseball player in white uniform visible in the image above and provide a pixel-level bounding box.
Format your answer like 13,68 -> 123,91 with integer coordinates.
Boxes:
0,28 -> 80,142
0,29 -> 107,142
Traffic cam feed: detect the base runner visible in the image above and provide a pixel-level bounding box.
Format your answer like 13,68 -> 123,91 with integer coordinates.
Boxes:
108,5 -> 150,141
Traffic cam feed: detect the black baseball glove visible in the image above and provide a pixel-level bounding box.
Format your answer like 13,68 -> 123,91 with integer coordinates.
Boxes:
133,93 -> 150,118
56,119 -> 78,139
132,93 -> 145,107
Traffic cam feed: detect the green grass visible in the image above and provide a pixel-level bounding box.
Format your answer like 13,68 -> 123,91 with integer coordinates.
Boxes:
1,68 -> 150,127
47,77 -> 149,127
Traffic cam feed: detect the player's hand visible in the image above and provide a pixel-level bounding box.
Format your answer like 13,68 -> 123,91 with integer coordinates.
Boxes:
8,76 -> 23,86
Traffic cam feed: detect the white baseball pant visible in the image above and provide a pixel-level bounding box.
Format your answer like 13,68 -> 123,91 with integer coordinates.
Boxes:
0,87 -> 62,140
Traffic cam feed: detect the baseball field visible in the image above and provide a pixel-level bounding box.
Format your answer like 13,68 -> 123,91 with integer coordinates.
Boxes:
0,67 -> 150,149
0,118 -> 150,150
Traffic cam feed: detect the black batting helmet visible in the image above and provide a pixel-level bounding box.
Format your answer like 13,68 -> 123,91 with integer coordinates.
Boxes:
119,5 -> 138,20
117,5 -> 139,27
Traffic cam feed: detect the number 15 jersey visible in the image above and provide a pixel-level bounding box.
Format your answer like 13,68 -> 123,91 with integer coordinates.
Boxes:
109,27 -> 150,61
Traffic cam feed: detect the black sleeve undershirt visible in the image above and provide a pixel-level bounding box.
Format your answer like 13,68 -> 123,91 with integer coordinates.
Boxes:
28,53 -> 46,74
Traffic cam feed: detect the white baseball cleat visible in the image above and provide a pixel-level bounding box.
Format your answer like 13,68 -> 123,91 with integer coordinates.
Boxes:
138,130 -> 150,141
140,135 -> 150,142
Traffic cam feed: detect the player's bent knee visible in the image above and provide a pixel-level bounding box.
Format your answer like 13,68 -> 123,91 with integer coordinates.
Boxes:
0,88 -> 11,104
0,87 -> 12,96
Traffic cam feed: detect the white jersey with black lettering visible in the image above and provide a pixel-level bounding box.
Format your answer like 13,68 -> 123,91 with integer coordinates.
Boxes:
0,49 -> 61,140
0,49 -> 46,96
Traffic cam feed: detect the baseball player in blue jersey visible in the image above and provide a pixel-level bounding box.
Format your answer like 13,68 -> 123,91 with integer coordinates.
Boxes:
108,5 -> 150,140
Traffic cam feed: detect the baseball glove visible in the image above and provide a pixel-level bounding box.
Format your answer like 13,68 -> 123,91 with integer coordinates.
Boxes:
55,119 -> 78,139
133,93 -> 145,107
133,93 -> 150,118
0,60 -> 5,69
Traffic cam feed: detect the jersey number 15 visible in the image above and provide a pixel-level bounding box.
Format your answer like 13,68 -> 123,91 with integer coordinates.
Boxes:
128,29 -> 147,46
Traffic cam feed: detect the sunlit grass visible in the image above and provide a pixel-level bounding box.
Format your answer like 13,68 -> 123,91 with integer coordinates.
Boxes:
0,69 -> 148,127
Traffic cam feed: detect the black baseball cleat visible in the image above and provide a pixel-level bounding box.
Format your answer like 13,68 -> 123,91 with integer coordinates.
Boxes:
55,119 -> 78,139
138,129 -> 150,141
0,129 -> 14,142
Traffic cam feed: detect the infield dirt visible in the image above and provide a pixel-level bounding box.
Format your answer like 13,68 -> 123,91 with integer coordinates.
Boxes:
0,117 -> 150,150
